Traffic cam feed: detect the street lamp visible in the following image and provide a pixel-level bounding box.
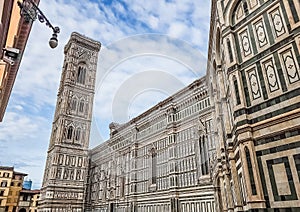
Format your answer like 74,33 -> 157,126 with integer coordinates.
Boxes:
17,0 -> 60,48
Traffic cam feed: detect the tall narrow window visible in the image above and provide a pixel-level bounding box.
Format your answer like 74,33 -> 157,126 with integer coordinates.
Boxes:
245,147 -> 257,195
233,77 -> 241,105
151,150 -> 157,184
67,126 -> 74,140
75,128 -> 81,141
77,66 -> 86,84
227,39 -> 234,63
65,63 -> 68,71
79,100 -> 84,112
200,136 -> 209,175
120,176 -> 125,197
71,99 -> 77,111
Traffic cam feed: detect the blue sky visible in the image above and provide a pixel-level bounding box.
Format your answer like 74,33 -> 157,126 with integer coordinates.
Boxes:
0,0 -> 211,189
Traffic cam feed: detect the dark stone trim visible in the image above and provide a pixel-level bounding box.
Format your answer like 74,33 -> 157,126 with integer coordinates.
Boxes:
267,157 -> 297,201
234,87 -> 300,118
263,13 -> 275,45
256,140 -> 300,157
292,41 -> 300,69
241,70 -> 251,107
273,52 -> 288,92
248,24 -> 258,55
293,154 -> 300,183
228,35 -> 294,73
236,162 -> 242,171
256,62 -> 268,100
257,157 -> 269,208
287,0 -> 300,23
234,32 -> 243,64
279,0 -> 292,32
254,127 -> 300,146
236,101 -> 300,128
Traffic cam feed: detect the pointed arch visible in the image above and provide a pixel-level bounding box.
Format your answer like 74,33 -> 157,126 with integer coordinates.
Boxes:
77,63 -> 87,84
75,127 -> 81,141
231,0 -> 250,25
79,99 -> 85,113
71,96 -> 78,111
67,126 -> 74,140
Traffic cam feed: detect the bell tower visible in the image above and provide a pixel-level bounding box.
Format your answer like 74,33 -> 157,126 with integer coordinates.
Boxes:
40,32 -> 101,212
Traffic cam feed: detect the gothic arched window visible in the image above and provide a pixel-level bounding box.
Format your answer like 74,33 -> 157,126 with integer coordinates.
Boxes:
67,126 -> 74,140
245,146 -> 257,195
71,98 -> 77,111
232,0 -> 250,25
75,128 -> 81,141
77,66 -> 86,84
79,100 -> 84,113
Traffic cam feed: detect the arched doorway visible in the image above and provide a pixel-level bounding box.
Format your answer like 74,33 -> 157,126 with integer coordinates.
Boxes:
19,208 -> 26,212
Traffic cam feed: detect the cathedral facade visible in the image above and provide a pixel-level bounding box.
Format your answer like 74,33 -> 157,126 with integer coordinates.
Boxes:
85,77 -> 216,212
209,0 -> 300,211
39,0 -> 300,211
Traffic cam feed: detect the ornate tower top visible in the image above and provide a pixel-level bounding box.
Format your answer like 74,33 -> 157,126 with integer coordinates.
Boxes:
65,32 -> 101,53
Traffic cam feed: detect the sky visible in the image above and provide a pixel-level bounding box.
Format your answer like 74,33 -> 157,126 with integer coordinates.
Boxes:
0,0 -> 211,189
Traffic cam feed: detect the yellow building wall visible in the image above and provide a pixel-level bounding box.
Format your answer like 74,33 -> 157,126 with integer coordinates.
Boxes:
0,0 -> 20,88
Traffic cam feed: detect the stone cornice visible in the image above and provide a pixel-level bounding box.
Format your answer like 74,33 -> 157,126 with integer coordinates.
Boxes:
64,32 -> 101,53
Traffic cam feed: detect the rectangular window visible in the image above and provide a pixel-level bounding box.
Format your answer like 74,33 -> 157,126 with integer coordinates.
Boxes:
0,181 -> 7,187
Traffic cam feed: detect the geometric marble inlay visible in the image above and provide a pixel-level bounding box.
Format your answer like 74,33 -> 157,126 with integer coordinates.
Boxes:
248,68 -> 261,100
240,30 -> 252,57
263,59 -> 280,92
281,49 -> 300,84
273,163 -> 291,196
255,20 -> 268,47
270,8 -> 286,37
